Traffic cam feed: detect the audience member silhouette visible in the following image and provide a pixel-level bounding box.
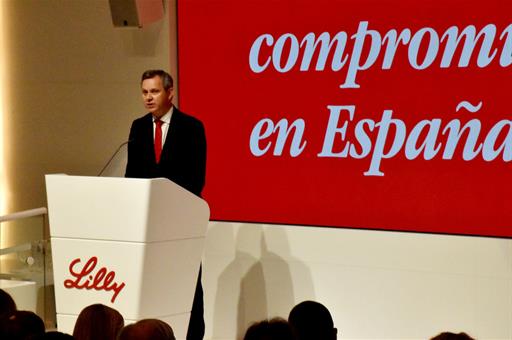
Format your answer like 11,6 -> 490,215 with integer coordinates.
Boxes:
0,288 -> 17,320
288,300 -> 337,340
118,319 -> 176,340
72,304 -> 124,340
430,331 -> 476,340
243,317 -> 295,340
0,310 -> 45,340
38,331 -> 75,339
0,288 -> 481,340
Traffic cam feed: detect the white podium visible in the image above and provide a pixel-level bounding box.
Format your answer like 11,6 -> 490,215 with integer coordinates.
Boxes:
45,174 -> 210,338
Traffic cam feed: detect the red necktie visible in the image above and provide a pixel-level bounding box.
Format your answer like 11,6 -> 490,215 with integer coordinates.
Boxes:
154,119 -> 163,163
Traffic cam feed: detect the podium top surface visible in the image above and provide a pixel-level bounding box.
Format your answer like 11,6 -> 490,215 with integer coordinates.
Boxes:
45,175 -> 210,242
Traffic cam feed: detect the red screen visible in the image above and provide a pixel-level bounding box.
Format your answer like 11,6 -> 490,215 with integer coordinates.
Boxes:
178,0 -> 512,237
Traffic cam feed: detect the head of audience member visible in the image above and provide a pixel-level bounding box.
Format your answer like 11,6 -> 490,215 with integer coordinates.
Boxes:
118,319 -> 175,340
243,317 -> 295,340
0,310 -> 45,340
288,300 -> 337,340
38,331 -> 75,339
430,331 -> 476,340
73,303 -> 124,340
0,288 -> 17,320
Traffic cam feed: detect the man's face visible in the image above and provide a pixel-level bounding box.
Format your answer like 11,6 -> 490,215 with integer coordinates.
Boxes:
141,76 -> 173,118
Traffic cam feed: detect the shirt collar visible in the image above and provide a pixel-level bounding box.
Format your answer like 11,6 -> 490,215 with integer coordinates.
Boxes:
153,106 -> 173,124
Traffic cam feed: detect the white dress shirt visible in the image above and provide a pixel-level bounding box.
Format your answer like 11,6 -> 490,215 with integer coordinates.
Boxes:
153,106 -> 173,146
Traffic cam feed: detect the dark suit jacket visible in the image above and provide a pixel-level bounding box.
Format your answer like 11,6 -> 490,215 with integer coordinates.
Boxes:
125,108 -> 206,197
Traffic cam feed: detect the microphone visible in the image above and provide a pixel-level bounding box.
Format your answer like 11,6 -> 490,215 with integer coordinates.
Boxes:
97,140 -> 131,176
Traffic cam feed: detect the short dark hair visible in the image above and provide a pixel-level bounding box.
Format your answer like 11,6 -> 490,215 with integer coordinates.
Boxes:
243,317 -> 295,340
0,310 -> 45,339
40,331 -> 75,339
288,300 -> 337,340
430,332 -> 476,340
0,289 -> 16,320
141,70 -> 174,90
119,319 -> 175,340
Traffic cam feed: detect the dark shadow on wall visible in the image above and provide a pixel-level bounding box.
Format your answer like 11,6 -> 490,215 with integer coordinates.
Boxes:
210,223 -> 315,340
210,223 -> 261,340
261,226 -> 315,310
237,229 -> 270,338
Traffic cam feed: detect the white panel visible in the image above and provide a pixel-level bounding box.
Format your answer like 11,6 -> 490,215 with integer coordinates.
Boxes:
45,175 -> 209,242
147,177 -> 210,241
52,237 -> 203,320
158,313 -> 192,340
56,314 -> 76,335
46,175 -> 151,241
202,222 -> 512,340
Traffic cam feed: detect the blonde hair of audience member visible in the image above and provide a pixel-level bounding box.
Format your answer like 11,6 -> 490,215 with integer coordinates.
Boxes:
118,319 -> 176,340
73,303 -> 124,340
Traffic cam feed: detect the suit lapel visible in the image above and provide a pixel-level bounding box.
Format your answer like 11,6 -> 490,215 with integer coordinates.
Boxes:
161,108 -> 181,162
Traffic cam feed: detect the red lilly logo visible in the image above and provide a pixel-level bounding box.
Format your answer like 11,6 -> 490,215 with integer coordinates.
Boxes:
64,257 -> 126,303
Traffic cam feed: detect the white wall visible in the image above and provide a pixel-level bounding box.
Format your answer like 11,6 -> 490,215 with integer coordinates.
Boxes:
203,222 -> 512,340
2,0 -> 174,215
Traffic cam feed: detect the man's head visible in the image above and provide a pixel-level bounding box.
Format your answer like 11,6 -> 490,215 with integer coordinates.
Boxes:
119,319 -> 176,340
0,310 -> 45,340
243,317 -> 295,340
141,70 -> 174,118
430,332 -> 475,340
288,300 -> 337,340
0,289 -> 16,321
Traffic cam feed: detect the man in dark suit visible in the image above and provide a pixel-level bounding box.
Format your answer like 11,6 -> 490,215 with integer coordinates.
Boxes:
125,69 -> 206,197
125,70 -> 206,340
